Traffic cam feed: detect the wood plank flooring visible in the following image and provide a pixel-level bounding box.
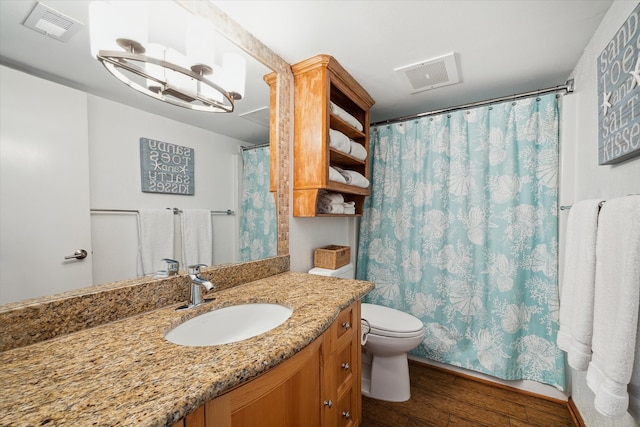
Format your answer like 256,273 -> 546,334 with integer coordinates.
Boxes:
361,362 -> 575,427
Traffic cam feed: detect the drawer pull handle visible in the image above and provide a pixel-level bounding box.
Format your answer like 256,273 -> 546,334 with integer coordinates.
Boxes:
342,321 -> 351,330
342,410 -> 351,419
323,399 -> 333,408
341,362 -> 350,370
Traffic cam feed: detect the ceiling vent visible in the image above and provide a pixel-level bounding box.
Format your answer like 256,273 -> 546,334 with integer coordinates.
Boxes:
395,53 -> 460,94
23,2 -> 84,42
239,106 -> 270,128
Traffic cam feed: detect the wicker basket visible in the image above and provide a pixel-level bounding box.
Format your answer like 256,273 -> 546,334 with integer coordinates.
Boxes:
313,245 -> 351,269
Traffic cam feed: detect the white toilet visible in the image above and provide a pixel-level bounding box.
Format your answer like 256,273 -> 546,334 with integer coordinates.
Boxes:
308,263 -> 425,402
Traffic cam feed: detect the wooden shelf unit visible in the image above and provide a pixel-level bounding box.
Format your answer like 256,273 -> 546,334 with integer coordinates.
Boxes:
291,54 -> 375,217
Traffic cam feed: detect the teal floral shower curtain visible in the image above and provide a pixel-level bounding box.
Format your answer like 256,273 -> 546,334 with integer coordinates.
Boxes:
239,147 -> 277,261
357,94 -> 564,389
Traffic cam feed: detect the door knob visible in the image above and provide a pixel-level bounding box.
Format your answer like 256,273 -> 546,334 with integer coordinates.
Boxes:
64,249 -> 88,260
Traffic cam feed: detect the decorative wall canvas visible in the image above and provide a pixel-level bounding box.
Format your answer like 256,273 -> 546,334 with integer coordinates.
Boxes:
140,137 -> 194,195
597,3 -> 640,165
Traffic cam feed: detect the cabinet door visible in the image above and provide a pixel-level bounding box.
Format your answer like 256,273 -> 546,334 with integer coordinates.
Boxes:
197,337 -> 322,427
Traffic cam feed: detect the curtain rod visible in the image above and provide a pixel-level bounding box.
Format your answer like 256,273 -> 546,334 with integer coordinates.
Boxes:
90,208 -> 235,215
371,79 -> 575,127
241,143 -> 270,151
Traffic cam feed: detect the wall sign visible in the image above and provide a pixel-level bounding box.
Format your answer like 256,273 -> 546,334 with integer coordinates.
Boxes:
140,137 -> 194,195
598,3 -> 640,165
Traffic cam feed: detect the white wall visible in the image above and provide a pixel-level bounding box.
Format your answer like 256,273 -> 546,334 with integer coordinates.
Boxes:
88,96 -> 245,284
289,216 -> 359,273
562,1 -> 640,425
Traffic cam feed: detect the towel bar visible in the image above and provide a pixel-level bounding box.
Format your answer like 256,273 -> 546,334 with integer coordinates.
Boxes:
90,208 -> 236,215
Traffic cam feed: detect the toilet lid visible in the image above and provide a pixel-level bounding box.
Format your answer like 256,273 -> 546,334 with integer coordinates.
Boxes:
361,303 -> 424,337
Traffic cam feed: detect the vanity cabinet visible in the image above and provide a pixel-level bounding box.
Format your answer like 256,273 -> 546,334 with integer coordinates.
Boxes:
290,54 -> 375,217
175,301 -> 362,427
322,301 -> 361,427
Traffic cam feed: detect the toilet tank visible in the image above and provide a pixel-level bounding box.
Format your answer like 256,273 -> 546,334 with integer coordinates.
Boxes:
308,263 -> 355,279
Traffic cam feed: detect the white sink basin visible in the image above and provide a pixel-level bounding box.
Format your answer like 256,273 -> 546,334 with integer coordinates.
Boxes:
165,303 -> 293,346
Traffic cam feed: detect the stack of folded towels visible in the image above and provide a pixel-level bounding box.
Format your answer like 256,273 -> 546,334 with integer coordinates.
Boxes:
316,190 -> 357,215
343,201 -> 356,215
329,129 -> 367,161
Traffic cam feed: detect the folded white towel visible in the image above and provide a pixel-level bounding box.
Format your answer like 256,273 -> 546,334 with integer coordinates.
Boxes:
557,199 -> 602,370
329,166 -> 347,184
330,101 -> 363,131
586,195 -> 640,419
316,201 -> 345,214
181,209 -> 213,268
333,166 -> 370,188
329,129 -> 351,154
349,141 -> 367,161
137,209 -> 175,277
318,190 -> 344,205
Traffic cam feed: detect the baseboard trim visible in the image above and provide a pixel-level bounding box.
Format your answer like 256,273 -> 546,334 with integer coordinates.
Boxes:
567,397 -> 586,427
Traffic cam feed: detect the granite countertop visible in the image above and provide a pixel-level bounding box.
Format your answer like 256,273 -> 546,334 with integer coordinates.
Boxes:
0,272 -> 373,427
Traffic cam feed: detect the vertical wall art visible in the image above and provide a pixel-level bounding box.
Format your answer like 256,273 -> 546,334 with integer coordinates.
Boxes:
140,137 -> 195,195
598,3 -> 640,165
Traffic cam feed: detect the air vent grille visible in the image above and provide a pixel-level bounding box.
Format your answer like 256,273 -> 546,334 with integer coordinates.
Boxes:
239,106 -> 270,128
395,53 -> 460,94
23,3 -> 83,42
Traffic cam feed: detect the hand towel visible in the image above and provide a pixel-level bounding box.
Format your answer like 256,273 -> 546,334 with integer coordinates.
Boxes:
333,166 -> 370,188
329,166 -> 347,184
137,209 -> 175,277
330,101 -> 363,131
349,141 -> 367,161
329,129 -> 351,154
628,313 -> 640,420
586,195 -> 640,419
557,199 -> 602,370
180,209 -> 213,268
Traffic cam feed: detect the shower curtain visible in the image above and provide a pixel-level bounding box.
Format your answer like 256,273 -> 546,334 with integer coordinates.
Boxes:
357,94 -> 564,389
239,146 -> 277,261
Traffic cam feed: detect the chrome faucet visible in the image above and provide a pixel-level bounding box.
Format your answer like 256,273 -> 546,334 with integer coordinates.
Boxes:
187,264 -> 215,308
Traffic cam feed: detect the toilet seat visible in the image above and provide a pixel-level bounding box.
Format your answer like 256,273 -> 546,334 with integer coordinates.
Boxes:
361,303 -> 424,339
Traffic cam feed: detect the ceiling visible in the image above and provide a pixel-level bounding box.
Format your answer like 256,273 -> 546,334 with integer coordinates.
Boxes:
1,1 -> 613,143
213,0 -> 613,123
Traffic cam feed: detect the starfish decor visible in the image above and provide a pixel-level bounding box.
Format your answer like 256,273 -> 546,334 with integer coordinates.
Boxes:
629,57 -> 640,90
601,90 -> 612,115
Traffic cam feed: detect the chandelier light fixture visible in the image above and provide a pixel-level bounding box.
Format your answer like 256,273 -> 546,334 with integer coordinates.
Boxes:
88,1 -> 245,113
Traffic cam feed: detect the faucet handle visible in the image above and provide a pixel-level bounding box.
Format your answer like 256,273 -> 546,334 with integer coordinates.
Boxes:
188,264 -> 207,275
162,258 -> 180,276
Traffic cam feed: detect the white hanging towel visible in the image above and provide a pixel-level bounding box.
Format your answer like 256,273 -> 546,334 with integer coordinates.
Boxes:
137,209 -> 175,277
181,209 -> 213,268
557,199 -> 602,370
586,195 -> 640,419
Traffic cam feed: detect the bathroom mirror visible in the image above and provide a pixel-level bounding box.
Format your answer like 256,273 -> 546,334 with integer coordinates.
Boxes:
0,1 -> 291,305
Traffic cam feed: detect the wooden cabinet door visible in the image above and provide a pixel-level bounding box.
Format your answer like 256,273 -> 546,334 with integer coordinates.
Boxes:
182,337 -> 323,427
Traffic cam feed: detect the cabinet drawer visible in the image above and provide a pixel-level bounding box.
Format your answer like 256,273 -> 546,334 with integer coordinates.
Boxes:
334,339 -> 354,393
336,386 -> 355,427
336,305 -> 355,341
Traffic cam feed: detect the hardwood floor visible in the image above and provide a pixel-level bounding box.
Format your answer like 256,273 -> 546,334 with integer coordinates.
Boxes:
361,362 -> 575,427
